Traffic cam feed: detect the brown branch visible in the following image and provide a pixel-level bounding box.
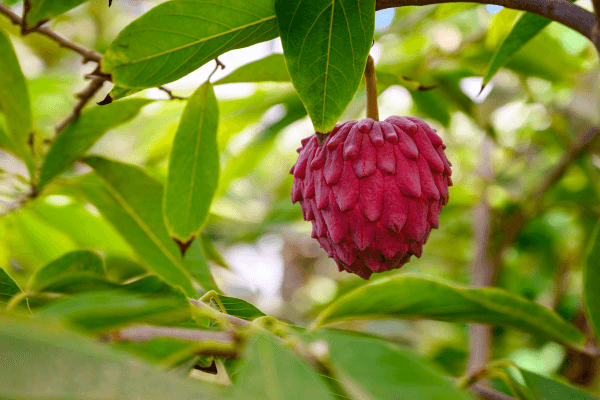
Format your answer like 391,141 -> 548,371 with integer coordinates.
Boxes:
55,77 -> 108,133
115,325 -> 235,343
470,383 -> 516,400
376,0 -> 600,52
158,86 -> 187,100
0,3 -> 102,63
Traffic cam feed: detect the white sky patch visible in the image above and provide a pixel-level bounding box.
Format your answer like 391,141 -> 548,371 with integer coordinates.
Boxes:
375,8 -> 395,31
460,77 -> 493,104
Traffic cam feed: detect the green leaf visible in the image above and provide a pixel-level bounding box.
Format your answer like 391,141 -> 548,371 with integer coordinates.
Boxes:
211,295 -> 265,321
214,54 -> 290,85
101,0 -> 279,89
0,28 -> 34,175
79,158 -> 200,297
0,267 -> 22,307
39,99 -> 151,190
233,332 -> 335,400
200,234 -> 231,270
25,0 -> 91,27
106,85 -> 142,102
520,369 -> 595,400
583,219 -> 600,342
0,314 -> 229,400
320,330 -> 473,400
180,237 -> 219,292
37,291 -> 192,333
482,7 -> 573,88
312,276 -> 586,351
29,250 -> 105,291
276,0 -> 375,133
164,82 -> 219,243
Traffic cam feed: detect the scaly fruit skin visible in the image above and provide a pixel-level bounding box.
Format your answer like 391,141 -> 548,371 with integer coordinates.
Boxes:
291,116 -> 452,279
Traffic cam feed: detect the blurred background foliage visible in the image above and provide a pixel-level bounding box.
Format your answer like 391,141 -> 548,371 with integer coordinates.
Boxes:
1,0 -> 600,392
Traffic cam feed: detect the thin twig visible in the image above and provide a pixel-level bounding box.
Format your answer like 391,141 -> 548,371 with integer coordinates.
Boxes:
470,383 -> 516,400
0,3 -> 102,63
115,325 -> 235,343
55,77 -> 108,133
158,86 -> 187,100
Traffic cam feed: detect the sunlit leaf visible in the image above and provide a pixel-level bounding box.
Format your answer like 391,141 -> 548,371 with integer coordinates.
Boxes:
584,219 -> 600,343
211,295 -> 265,321
0,314 -> 230,400
276,0 -> 376,133
29,250 -> 105,291
312,276 -> 586,351
0,27 -> 34,175
321,330 -> 473,400
164,82 -> 219,243
101,0 -> 279,88
214,54 -> 290,85
39,99 -> 151,190
233,332 -> 335,400
79,158 -> 200,297
25,0 -> 91,27
520,369 -> 595,400
0,267 -> 22,307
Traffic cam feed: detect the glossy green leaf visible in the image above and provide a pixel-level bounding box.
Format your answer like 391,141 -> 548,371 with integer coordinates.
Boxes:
214,54 -> 290,85
482,6 -> 573,88
321,330 -> 473,400
312,276 -> 586,351
25,0 -> 91,27
234,332 -> 335,400
0,28 -> 34,174
107,86 -> 142,102
39,99 -> 151,190
37,291 -> 191,333
276,0 -> 375,133
211,295 -> 265,321
0,314 -> 229,400
520,369 -> 595,400
101,0 -> 279,88
79,158 -> 200,297
583,219 -> 600,342
164,82 -> 219,242
33,274 -> 117,296
29,250 -> 105,291
0,267 -> 22,307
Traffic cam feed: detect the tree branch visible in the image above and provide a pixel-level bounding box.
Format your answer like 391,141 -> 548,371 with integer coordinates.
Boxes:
470,383 -> 516,400
376,0 -> 600,52
0,3 -> 102,63
55,76 -> 108,133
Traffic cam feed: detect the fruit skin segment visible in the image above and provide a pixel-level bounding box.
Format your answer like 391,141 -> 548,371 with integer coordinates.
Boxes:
291,117 -> 452,279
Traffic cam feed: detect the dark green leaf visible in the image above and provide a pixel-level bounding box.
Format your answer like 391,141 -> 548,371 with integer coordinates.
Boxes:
312,276 -> 586,351
0,314 -> 230,400
0,267 -> 22,307
520,369 -> 595,400
78,158 -> 200,296
101,0 -> 279,88
583,219 -> 600,342
214,54 -> 290,85
37,291 -> 191,333
35,274 -> 117,295
39,99 -> 151,190
164,82 -> 219,242
276,0 -> 375,133
211,295 -> 265,321
29,250 -> 105,291
25,0 -> 91,27
234,332 -> 335,400
321,330 -> 473,400
0,28 -> 34,174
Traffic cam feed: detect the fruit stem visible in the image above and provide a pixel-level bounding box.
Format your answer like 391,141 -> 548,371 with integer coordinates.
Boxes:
364,54 -> 379,121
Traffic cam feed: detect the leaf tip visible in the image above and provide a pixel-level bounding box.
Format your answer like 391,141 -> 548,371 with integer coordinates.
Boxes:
174,237 -> 195,258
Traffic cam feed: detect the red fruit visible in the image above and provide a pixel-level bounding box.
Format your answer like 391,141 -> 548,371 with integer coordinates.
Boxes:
291,117 -> 452,279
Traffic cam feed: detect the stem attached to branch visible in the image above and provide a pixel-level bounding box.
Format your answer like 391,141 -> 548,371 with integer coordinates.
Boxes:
364,54 -> 379,121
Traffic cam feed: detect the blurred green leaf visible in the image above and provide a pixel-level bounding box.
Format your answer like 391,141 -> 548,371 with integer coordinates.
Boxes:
321,330 -> 473,400
116,337 -> 202,366
0,27 -> 34,175
233,332 -> 335,400
211,295 -> 265,321
39,99 -> 151,190
29,250 -> 105,291
411,90 -> 451,125
432,3 -> 479,20
0,267 -> 22,307
584,219 -> 600,343
312,276 -> 586,351
214,54 -> 290,85
520,369 -> 595,399
276,0 -> 375,133
101,0 -> 279,88
164,82 -> 219,243
200,234 -> 231,270
38,291 -> 191,333
80,158 -> 200,296
0,314 -> 229,400
107,86 -> 142,102
25,0 -> 91,27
